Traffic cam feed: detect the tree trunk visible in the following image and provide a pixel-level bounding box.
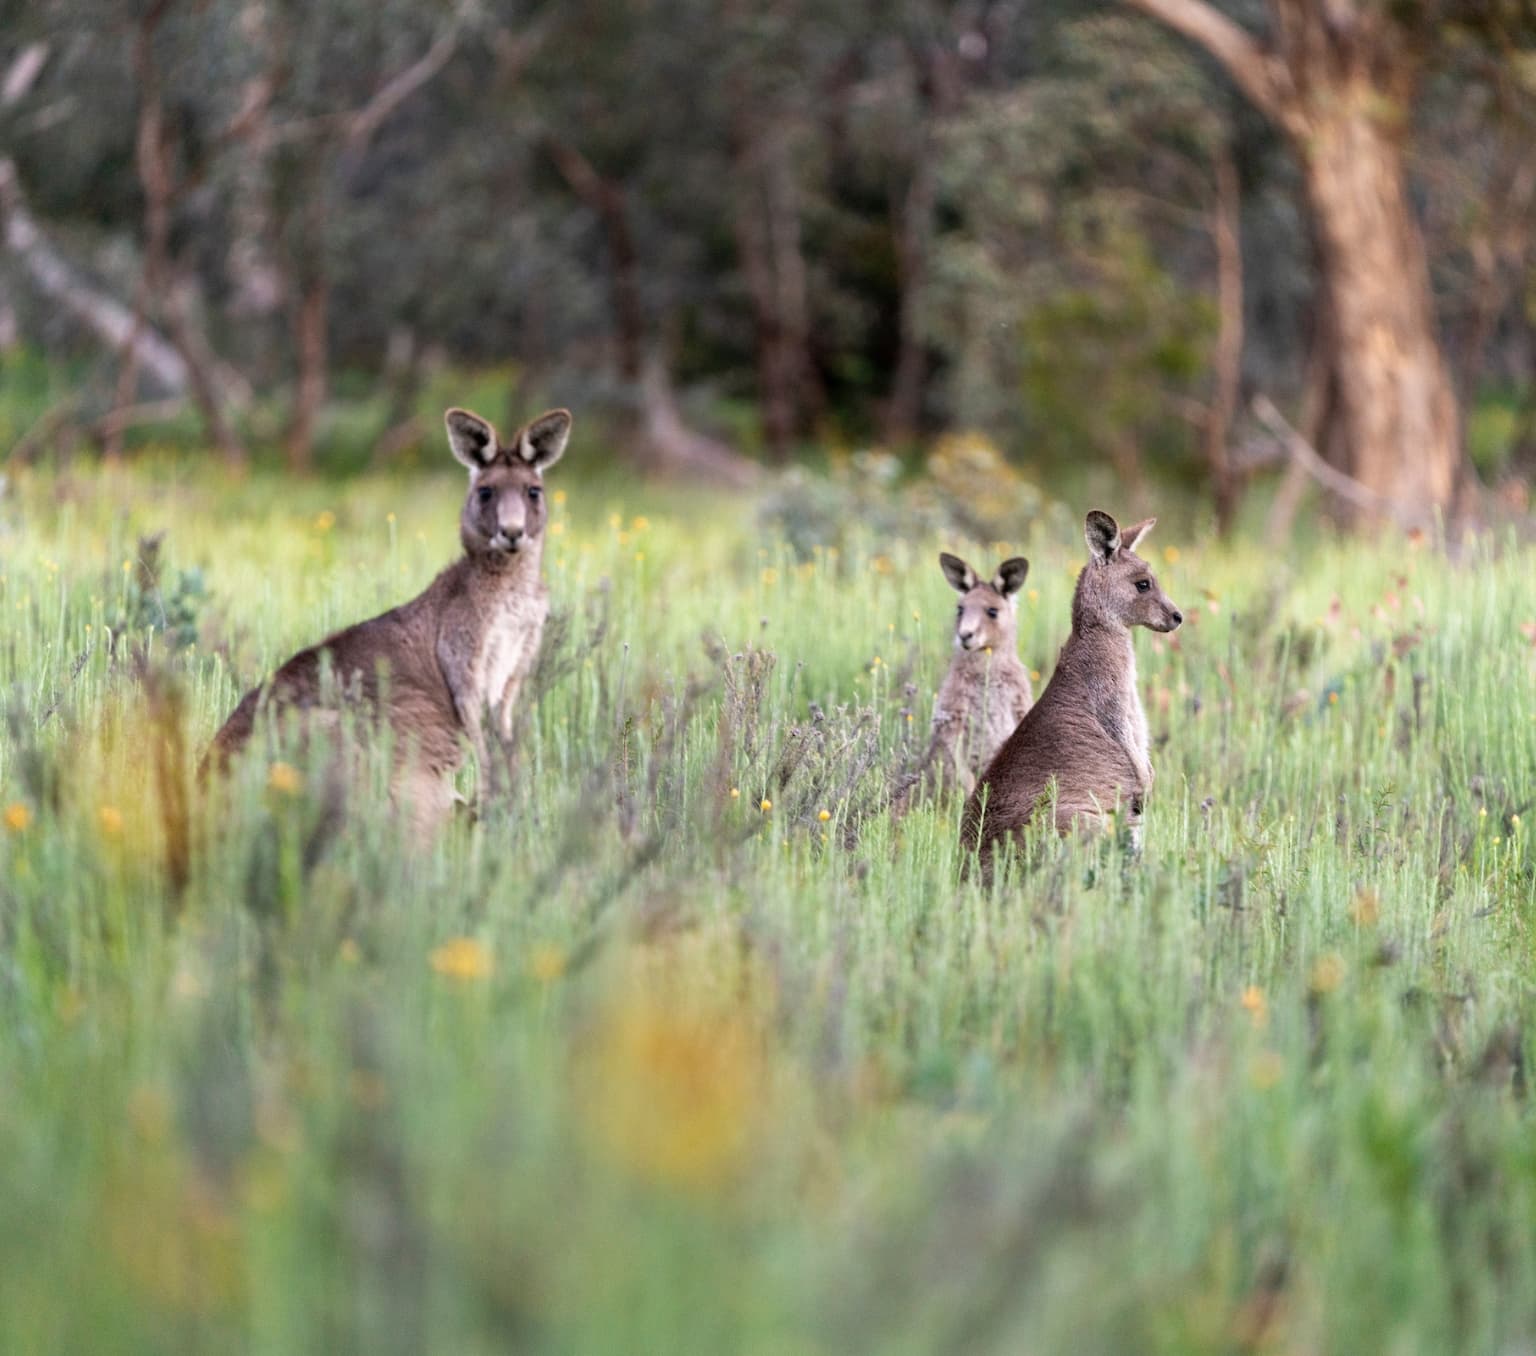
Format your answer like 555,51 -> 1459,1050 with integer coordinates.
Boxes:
1300,98 -> 1459,526
1121,0 -> 1465,530
730,120 -> 819,463
285,274 -> 328,471
884,126 -> 936,448
545,136 -> 645,382
1206,144 -> 1243,535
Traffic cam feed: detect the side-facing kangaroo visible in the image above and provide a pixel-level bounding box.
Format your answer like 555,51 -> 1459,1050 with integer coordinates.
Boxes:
920,552 -> 1033,796
207,405 -> 570,833
961,510 -> 1181,868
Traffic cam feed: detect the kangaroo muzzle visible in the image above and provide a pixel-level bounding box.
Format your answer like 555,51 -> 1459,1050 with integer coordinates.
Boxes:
492,503 -> 527,552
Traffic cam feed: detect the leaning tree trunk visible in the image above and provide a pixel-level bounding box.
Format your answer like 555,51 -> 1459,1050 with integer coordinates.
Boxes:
1121,0 -> 1465,531
1301,99 -> 1459,525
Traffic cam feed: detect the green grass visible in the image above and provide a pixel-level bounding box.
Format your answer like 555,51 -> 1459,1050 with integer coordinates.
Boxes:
1,453 -> 1534,1355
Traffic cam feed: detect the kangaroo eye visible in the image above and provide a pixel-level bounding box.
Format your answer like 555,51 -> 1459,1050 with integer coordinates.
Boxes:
1135,579 -> 1151,593
986,608 -> 1000,619
956,605 -> 965,618
527,485 -> 542,501
477,487 -> 494,505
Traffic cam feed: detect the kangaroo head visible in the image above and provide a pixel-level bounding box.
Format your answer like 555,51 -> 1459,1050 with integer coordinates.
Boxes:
445,406 -> 571,560
940,552 -> 1028,654
1074,510 -> 1182,633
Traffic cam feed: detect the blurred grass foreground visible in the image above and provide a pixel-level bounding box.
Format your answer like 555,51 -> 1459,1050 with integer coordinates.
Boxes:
1,450 -> 1535,1355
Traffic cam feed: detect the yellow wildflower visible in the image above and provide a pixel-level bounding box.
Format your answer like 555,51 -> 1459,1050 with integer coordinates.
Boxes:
4,802 -> 32,833
313,510 -> 336,532
818,809 -> 831,822
1351,888 -> 1381,926
430,936 -> 494,982
760,798 -> 772,813
98,805 -> 124,836
1240,985 -> 1268,1030
1310,952 -> 1347,994
267,762 -> 303,796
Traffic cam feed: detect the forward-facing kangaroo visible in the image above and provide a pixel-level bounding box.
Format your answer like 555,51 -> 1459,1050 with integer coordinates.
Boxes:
919,552 -> 1033,796
961,510 -> 1181,868
207,406 -> 570,833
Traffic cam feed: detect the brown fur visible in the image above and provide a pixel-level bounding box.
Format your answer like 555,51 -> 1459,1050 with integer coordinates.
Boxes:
206,406 -> 572,835
920,552 -> 1033,796
961,510 -> 1182,869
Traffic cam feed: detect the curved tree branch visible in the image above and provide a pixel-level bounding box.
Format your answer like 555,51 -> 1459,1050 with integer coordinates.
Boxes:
1121,0 -> 1294,124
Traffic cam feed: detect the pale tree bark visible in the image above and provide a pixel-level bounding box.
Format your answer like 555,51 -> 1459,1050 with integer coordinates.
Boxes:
0,157 -> 189,394
1123,0 -> 1464,529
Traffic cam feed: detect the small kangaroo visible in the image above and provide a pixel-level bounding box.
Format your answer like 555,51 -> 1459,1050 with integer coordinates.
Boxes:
961,510 -> 1181,867
207,406 -> 571,833
919,552 -> 1033,796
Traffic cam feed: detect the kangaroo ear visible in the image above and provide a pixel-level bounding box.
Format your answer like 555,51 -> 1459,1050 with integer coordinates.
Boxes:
1084,510 -> 1121,562
993,557 -> 1029,596
1119,517 -> 1156,553
939,552 -> 978,593
446,408 -> 498,469
517,408 -> 572,469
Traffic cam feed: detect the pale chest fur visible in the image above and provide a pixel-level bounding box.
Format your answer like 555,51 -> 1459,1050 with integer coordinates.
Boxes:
1099,646 -> 1151,786
934,655 -> 1032,776
474,587 -> 548,714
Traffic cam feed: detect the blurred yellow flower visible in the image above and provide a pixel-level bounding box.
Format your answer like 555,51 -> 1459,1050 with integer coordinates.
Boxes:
632,515 -> 650,531
818,809 -> 831,822
529,944 -> 567,984
553,488 -> 567,505
581,983 -> 766,1194
761,567 -> 779,585
267,762 -> 303,796
3,801 -> 32,833
760,798 -> 772,813
1162,545 -> 1181,564
314,510 -> 336,532
1351,888 -> 1381,926
338,938 -> 361,965
98,804 -> 124,836
1240,985 -> 1268,1030
1310,952 -> 1346,994
430,936 -> 493,982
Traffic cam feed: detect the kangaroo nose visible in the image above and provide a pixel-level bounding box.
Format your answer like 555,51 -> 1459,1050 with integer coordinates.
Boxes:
1171,609 -> 1184,626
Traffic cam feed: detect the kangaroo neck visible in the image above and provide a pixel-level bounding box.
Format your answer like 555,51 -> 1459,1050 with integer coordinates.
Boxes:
464,539 -> 542,588
1057,617 -> 1136,689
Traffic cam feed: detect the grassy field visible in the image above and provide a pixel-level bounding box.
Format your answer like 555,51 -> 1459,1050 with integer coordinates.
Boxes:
1,450 -> 1534,1355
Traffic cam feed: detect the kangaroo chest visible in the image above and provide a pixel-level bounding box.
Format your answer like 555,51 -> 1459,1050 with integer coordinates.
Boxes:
937,657 -> 1027,771
475,589 -> 547,707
